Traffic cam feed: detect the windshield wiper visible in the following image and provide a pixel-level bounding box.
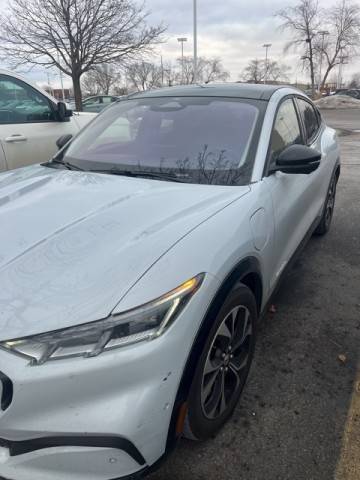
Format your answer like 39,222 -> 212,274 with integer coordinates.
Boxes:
90,168 -> 189,183
45,158 -> 85,171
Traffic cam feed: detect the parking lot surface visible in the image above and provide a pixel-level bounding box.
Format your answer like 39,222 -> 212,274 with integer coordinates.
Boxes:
150,109 -> 360,480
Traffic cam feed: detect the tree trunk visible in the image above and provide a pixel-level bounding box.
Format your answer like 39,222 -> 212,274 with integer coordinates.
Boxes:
72,74 -> 83,111
309,41 -> 316,97
321,65 -> 333,90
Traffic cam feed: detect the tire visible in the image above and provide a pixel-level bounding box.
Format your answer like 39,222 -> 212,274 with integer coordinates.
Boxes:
183,284 -> 257,441
314,172 -> 338,236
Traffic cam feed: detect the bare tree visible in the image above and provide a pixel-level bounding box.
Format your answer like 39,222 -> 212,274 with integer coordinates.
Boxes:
126,61 -> 163,91
113,85 -> 129,96
241,59 -> 264,84
81,74 -> 101,97
162,61 -> 179,87
317,0 -> 360,89
199,58 -> 230,84
241,59 -> 291,84
82,64 -> 121,96
277,0 -> 320,96
179,56 -> 229,84
0,0 -> 165,110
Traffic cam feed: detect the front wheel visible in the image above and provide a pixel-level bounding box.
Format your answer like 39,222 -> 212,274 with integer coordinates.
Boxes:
184,284 -> 257,441
314,172 -> 338,236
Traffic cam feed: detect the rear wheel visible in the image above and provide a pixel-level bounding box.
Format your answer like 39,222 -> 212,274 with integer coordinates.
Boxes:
314,172 -> 338,236
184,284 -> 257,441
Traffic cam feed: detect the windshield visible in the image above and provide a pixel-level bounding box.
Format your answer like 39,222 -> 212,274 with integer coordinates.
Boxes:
61,96 -> 263,185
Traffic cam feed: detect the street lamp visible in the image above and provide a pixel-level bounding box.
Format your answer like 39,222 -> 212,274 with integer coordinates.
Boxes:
317,30 -> 329,91
177,37 -> 188,84
57,52 -> 65,101
193,0 -> 198,83
263,43 -> 272,84
337,48 -> 348,89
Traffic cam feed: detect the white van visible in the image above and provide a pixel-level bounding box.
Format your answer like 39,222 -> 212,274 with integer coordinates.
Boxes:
0,70 -> 95,171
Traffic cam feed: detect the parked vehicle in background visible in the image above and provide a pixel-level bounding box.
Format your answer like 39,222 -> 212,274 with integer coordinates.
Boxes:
333,88 -> 348,95
343,89 -> 360,100
0,84 -> 340,480
332,88 -> 360,99
0,70 -> 95,171
82,95 -> 119,112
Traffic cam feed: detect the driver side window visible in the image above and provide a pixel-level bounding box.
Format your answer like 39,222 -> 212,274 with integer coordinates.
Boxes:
0,75 -> 55,124
270,98 -> 303,166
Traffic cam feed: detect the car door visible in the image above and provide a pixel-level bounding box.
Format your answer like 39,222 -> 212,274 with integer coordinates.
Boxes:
263,96 -> 323,290
0,74 -> 78,170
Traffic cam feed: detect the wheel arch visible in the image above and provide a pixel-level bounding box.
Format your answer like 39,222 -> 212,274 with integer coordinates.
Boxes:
166,256 -> 263,450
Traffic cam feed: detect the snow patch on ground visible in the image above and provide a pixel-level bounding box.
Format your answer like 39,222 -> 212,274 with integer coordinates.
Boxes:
315,95 -> 360,109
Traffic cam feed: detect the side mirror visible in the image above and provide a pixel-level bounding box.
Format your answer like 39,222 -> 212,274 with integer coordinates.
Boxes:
56,134 -> 73,150
271,144 -> 321,175
56,101 -> 73,122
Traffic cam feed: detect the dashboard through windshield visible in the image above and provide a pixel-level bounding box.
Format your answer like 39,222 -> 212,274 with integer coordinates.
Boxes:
60,96 -> 264,186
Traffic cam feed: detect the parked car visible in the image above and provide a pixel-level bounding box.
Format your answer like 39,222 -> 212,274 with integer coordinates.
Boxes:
0,84 -> 340,480
333,88 -> 348,95
0,70 -> 95,171
343,89 -> 360,100
81,94 -> 119,112
333,88 -> 360,99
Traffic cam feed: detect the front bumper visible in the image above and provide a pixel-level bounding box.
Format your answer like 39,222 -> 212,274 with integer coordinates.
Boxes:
0,275 -> 219,480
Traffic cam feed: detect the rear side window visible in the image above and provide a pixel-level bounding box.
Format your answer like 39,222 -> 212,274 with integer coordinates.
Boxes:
297,98 -> 320,144
270,98 -> 302,163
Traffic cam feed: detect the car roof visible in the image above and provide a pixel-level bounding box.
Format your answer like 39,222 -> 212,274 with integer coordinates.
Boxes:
85,95 -> 113,99
127,83 -> 291,101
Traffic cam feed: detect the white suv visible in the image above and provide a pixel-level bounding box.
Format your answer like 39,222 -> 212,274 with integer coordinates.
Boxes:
0,70 -> 95,172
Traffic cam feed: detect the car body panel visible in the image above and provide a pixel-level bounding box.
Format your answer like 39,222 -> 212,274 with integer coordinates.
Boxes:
0,274 -> 221,479
0,165 -> 250,340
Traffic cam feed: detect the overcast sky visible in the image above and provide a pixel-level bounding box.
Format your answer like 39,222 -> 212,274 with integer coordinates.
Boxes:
0,0 -> 359,87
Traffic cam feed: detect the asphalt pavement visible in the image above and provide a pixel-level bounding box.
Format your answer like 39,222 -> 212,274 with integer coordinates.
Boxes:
149,109 -> 360,480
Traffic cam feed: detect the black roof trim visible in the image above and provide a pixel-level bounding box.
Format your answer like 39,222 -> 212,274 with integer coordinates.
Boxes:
124,83 -> 288,101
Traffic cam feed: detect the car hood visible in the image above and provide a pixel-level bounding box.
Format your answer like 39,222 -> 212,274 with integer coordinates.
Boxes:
0,166 -> 250,340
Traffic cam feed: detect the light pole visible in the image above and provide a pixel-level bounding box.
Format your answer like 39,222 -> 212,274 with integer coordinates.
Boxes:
263,43 -> 272,84
46,72 -> 53,97
193,0 -> 198,83
57,52 -> 65,101
177,37 -> 188,84
317,30 -> 329,91
160,54 -> 164,86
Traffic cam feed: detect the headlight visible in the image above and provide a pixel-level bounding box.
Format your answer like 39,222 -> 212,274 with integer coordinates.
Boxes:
1,274 -> 204,365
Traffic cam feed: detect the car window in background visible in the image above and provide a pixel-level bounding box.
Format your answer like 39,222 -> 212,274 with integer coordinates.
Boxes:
270,98 -> 302,163
0,75 -> 54,124
83,97 -> 100,106
61,97 -> 262,186
102,96 -> 117,104
296,98 -> 320,144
